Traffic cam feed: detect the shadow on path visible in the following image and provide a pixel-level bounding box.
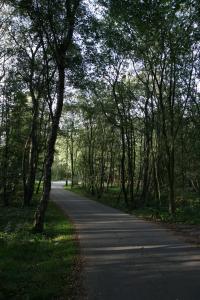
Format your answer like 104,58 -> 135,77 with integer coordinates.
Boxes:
51,181 -> 200,300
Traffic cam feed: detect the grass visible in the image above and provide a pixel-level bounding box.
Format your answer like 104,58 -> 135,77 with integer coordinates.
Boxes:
0,201 -> 79,300
134,206 -> 200,225
66,185 -> 200,225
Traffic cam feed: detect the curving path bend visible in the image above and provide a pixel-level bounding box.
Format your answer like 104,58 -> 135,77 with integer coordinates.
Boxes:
51,181 -> 200,300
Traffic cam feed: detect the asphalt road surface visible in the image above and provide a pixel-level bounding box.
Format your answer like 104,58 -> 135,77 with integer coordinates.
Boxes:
51,181 -> 200,300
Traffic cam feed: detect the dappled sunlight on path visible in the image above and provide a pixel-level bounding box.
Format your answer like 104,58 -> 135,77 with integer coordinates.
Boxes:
51,182 -> 200,300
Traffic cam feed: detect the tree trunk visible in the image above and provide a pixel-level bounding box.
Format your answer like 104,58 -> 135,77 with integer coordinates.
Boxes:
23,48 -> 41,206
2,100 -> 9,206
168,146 -> 175,214
34,67 -> 65,232
121,127 -> 128,205
126,127 -> 134,206
23,115 -> 38,206
70,132 -> 74,188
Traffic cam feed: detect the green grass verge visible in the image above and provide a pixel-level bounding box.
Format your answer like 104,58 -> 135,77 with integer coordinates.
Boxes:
0,201 -> 79,300
134,206 -> 200,225
66,185 -> 200,225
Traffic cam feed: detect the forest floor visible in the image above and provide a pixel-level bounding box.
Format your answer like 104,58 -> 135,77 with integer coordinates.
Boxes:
0,199 -> 81,300
66,185 -> 200,245
53,181 -> 200,300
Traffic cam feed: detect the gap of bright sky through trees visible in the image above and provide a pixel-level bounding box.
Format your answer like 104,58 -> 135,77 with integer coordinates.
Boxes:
0,0 -> 200,232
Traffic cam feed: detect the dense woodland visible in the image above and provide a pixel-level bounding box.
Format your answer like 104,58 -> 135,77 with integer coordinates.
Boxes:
1,0 -> 200,231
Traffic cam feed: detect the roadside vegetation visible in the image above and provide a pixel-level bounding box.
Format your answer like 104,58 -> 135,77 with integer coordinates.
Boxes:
66,185 -> 200,225
0,199 -> 79,300
1,1 -> 200,291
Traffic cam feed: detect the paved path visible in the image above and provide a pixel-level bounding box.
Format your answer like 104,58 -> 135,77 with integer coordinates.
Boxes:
51,182 -> 200,300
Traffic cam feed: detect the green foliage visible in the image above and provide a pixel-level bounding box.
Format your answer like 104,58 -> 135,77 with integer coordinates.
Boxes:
0,202 -> 79,299
134,205 -> 200,225
1,0 -> 200,234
